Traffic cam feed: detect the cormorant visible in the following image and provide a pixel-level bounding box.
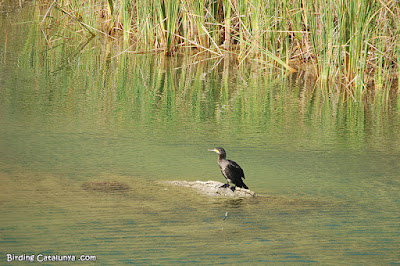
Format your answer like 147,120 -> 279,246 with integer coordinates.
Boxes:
208,147 -> 248,190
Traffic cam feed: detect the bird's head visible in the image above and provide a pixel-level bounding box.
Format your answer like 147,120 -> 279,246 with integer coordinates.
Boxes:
208,147 -> 226,155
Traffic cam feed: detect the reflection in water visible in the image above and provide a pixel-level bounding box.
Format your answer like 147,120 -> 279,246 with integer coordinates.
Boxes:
221,198 -> 245,209
0,8 -> 400,265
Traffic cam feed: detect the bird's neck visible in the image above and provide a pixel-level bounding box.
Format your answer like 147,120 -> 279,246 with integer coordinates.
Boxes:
218,154 -> 226,161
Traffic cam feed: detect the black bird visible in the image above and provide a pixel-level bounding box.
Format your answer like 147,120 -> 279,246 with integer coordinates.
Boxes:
208,147 -> 248,190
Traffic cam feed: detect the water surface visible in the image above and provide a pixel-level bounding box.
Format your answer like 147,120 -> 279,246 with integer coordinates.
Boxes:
0,6 -> 399,264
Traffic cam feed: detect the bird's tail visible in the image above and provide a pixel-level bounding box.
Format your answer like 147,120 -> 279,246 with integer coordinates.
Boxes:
239,182 -> 248,190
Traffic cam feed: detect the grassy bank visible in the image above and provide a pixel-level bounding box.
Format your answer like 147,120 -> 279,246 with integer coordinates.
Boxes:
13,0 -> 400,97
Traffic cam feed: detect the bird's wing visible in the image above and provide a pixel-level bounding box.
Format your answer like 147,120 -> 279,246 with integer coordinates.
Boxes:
227,160 -> 245,179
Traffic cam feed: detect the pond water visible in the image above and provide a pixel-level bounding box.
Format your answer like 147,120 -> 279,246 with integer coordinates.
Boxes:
1,6 -> 399,265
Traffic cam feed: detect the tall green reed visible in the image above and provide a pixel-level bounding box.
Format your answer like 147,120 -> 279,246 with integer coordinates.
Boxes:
33,0 -> 400,99
155,0 -> 181,55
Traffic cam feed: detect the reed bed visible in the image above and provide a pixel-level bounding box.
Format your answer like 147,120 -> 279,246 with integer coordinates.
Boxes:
19,0 -> 400,97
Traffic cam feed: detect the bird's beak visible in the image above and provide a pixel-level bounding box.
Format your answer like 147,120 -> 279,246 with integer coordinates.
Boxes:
208,148 -> 217,153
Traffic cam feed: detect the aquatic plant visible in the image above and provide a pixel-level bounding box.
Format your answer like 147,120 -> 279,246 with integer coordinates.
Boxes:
16,0 -> 400,97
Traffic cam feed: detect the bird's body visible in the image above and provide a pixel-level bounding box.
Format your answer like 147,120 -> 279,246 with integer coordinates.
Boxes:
208,147 -> 248,190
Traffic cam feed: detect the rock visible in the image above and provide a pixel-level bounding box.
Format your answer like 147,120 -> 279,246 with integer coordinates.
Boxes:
164,180 -> 256,198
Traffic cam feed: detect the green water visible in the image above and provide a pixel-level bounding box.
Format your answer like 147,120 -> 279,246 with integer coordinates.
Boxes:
1,6 -> 399,265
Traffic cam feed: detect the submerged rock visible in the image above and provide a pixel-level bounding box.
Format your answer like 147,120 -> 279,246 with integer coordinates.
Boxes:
165,180 -> 256,198
82,181 -> 130,193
